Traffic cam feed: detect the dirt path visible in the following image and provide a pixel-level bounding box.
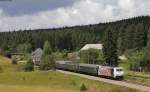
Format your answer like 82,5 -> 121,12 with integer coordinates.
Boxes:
57,70 -> 150,92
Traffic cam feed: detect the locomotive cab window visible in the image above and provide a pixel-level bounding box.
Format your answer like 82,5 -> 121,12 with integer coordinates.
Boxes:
116,69 -> 123,72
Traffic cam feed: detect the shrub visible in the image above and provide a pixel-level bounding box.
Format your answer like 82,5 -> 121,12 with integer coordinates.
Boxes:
40,55 -> 55,70
11,57 -> 18,64
24,58 -> 34,72
80,83 -> 87,91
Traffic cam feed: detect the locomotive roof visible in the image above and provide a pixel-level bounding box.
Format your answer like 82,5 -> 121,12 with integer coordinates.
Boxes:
99,66 -> 123,69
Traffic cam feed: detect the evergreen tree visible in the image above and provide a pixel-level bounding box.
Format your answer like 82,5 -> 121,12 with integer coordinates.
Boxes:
40,41 -> 55,70
40,55 -> 55,70
117,26 -> 126,55
103,27 -> 118,67
134,23 -> 146,49
80,83 -> 87,91
124,24 -> 135,49
146,29 -> 150,49
42,41 -> 52,57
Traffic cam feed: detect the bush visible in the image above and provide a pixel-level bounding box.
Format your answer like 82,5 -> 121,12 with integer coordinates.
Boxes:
24,58 -> 34,72
40,55 -> 55,70
11,57 -> 18,64
80,83 -> 87,91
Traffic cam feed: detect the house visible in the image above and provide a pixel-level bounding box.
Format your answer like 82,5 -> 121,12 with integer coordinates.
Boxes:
32,48 -> 42,65
119,55 -> 127,61
80,44 -> 103,51
80,44 -> 127,61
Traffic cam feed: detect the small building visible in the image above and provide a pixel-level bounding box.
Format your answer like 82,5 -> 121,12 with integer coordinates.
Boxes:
80,44 -> 127,61
32,48 -> 42,65
119,55 -> 127,61
80,44 -> 103,51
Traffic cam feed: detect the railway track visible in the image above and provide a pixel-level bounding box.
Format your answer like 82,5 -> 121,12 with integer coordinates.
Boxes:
57,70 -> 150,92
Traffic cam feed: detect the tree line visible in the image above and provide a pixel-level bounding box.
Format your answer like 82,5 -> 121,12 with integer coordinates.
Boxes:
0,16 -> 150,55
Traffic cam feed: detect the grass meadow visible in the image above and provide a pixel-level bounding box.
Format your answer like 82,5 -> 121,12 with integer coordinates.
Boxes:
0,55 -> 139,92
120,61 -> 150,86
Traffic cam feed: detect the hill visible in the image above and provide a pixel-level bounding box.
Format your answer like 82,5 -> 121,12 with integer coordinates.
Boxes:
0,16 -> 150,54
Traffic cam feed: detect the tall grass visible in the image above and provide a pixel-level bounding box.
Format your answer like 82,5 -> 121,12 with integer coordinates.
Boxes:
0,55 -> 139,92
0,71 -> 138,92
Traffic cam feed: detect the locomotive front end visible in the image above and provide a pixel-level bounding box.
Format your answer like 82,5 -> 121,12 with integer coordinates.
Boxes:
113,67 -> 124,79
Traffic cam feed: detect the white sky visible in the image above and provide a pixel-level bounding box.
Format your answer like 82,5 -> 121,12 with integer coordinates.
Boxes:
0,0 -> 150,31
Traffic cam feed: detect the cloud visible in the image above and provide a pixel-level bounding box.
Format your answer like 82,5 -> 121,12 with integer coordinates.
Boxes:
117,0 -> 150,18
0,0 -> 75,16
0,0 -> 150,31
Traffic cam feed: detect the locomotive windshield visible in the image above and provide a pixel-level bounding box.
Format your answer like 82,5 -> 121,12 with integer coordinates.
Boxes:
116,69 -> 123,72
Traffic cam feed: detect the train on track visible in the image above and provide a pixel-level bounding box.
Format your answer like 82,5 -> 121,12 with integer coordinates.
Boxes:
55,61 -> 124,80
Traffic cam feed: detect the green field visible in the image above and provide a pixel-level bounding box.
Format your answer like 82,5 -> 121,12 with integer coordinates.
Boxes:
120,61 -> 150,86
0,56 -> 138,92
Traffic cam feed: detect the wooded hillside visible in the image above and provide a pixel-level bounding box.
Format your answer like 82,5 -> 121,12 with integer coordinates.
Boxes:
0,16 -> 150,54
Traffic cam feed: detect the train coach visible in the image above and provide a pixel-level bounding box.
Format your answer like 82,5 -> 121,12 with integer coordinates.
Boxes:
78,63 -> 99,75
55,61 -> 71,69
55,61 -> 124,79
